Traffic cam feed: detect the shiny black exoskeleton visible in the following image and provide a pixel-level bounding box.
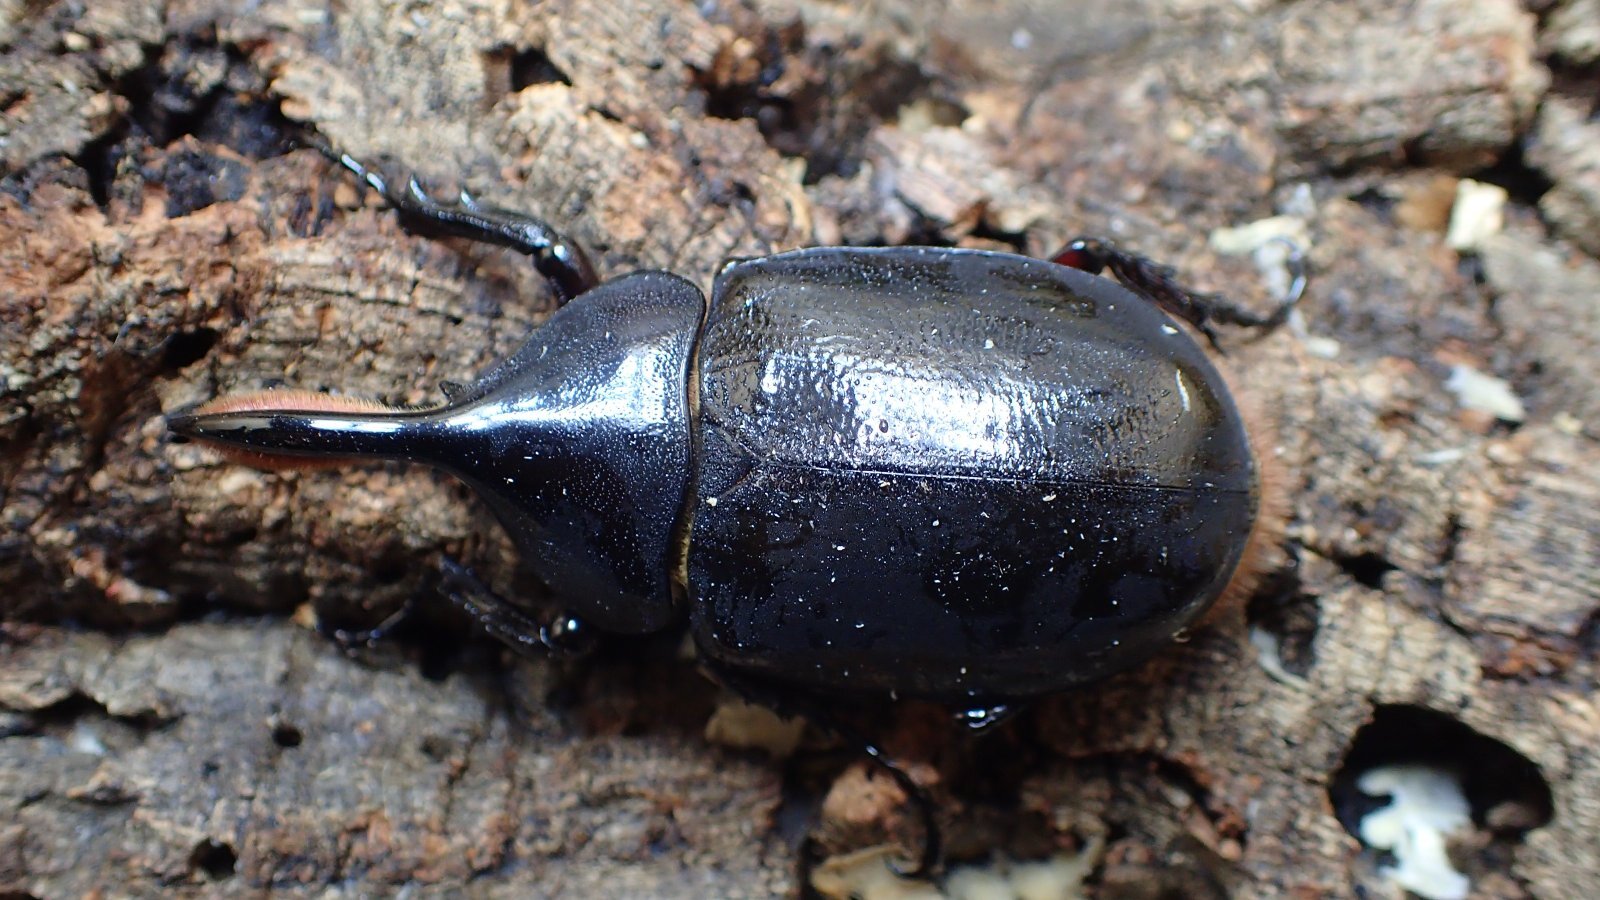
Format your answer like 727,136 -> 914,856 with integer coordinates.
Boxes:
168,150 -> 1301,876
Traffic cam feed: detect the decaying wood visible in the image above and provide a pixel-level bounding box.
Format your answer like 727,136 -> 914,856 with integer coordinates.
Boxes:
3,0 -> 1599,896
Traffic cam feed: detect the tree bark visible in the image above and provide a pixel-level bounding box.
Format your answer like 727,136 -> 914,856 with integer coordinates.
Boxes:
3,0 -> 1598,896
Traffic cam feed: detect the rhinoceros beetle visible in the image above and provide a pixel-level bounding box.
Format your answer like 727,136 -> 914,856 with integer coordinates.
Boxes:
167,148 -> 1304,877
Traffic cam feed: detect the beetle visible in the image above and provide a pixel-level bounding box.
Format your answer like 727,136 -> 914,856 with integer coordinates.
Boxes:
167,148 -> 1302,876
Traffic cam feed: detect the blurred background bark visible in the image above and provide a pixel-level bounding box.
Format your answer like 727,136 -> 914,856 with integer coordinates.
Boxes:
3,0 -> 1598,896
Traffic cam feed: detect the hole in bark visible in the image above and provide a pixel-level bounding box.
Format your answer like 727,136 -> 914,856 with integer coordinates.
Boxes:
118,38 -> 290,155
369,555 -> 411,586
483,45 -> 571,106
1347,186 -> 1398,222
26,690 -> 173,734
270,721 -> 303,748
691,14 -> 952,184
216,526 -> 258,548
1469,143 -> 1553,208
189,839 -> 237,879
696,20 -> 797,122
71,36 -> 290,209
160,327 -> 220,371
510,47 -> 570,90
1330,705 -> 1554,894
419,734 -> 452,761
964,216 -> 1030,255
75,130 -> 125,209
416,643 -> 468,683
1332,551 -> 1396,589
1244,568 -> 1317,678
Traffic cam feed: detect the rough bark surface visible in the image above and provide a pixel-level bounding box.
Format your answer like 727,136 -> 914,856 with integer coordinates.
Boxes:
2,0 -> 1597,897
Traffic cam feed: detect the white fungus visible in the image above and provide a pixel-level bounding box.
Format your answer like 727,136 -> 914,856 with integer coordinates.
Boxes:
1356,765 -> 1473,900
703,696 -> 807,759
809,836 -> 1105,900
1445,179 -> 1507,252
1443,364 -> 1526,423
1208,214 -> 1311,303
1249,627 -> 1308,689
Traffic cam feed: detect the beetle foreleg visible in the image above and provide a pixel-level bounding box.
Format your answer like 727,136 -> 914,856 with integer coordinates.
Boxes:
326,596 -> 417,653
438,557 -> 596,659
318,144 -> 599,305
1051,237 -> 1306,351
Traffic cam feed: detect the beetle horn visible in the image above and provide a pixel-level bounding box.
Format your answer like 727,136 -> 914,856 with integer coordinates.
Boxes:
166,389 -> 445,470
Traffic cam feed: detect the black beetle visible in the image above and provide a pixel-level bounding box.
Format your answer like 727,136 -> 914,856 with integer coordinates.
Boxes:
168,149 -> 1301,876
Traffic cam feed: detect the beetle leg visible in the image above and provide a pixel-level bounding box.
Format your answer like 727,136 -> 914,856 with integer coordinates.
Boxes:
438,557 -> 597,659
320,145 -> 600,305
704,666 -> 944,881
1051,237 -> 1306,351
325,597 -> 417,652
954,703 -> 1020,734
864,742 -> 943,881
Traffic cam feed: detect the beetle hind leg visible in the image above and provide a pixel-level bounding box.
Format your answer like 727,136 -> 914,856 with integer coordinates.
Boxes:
1052,237 -> 1306,350
322,145 -> 599,305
